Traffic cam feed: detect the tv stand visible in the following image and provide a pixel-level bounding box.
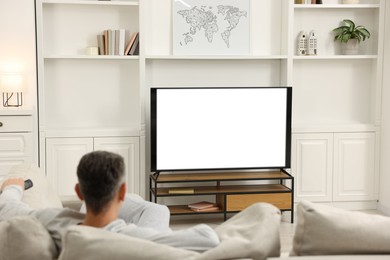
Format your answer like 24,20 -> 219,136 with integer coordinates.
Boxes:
149,169 -> 294,223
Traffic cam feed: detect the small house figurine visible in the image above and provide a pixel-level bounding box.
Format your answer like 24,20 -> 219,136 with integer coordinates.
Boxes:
297,31 -> 307,56
308,30 -> 318,55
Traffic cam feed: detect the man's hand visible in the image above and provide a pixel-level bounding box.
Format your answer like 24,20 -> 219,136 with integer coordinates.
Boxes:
1,178 -> 24,192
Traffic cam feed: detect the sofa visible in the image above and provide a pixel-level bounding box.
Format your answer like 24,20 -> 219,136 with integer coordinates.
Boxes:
1,164 -> 390,260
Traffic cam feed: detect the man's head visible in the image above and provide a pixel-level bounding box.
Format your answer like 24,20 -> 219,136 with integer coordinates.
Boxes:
76,151 -> 125,215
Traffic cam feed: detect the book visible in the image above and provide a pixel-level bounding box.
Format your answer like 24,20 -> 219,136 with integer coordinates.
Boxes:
188,201 -> 217,210
168,188 -> 194,194
115,29 -> 120,55
118,29 -> 125,56
104,30 -> 108,55
97,34 -> 105,55
124,32 -> 138,55
189,206 -> 219,212
108,29 -> 115,55
128,33 -> 139,55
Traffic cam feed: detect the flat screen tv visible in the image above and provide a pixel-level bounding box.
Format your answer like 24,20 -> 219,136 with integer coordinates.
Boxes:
151,87 -> 292,172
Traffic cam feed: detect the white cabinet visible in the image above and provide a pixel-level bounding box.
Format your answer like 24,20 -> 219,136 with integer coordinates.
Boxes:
292,134 -> 333,202
46,137 -> 140,200
292,132 -> 377,203
46,138 -> 93,200
333,133 -> 377,201
94,137 -> 140,194
0,112 -> 34,177
34,0 -> 385,205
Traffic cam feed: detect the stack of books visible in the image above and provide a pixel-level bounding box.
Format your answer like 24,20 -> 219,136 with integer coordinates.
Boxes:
188,201 -> 219,212
97,30 -> 139,56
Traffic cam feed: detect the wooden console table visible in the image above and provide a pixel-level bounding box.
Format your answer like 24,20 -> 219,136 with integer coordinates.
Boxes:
149,169 -> 294,223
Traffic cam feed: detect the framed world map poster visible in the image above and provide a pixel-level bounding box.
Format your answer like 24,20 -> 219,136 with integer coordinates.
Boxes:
173,0 -> 250,55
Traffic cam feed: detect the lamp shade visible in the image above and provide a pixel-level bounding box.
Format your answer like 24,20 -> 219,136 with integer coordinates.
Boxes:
0,74 -> 24,92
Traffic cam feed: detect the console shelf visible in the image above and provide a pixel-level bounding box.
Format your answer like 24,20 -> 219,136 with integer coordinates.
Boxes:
149,170 -> 294,222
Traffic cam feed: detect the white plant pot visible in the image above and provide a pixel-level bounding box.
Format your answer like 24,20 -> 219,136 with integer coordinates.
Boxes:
341,39 -> 359,55
342,0 -> 359,4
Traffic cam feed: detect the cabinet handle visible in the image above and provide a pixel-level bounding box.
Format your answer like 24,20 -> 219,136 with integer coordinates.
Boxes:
0,122 -> 3,127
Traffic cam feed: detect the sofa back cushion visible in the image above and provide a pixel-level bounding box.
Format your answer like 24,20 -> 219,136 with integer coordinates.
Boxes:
291,200 -> 390,256
5,163 -> 62,209
59,225 -> 199,260
0,216 -> 57,260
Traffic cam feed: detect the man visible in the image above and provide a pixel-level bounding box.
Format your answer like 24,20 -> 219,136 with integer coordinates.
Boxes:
0,151 -> 219,253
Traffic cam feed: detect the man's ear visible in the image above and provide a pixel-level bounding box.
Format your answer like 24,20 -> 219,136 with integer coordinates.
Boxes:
75,183 -> 84,201
118,183 -> 126,202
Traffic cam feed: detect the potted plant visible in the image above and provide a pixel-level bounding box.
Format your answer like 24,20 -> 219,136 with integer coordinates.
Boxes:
332,19 -> 371,55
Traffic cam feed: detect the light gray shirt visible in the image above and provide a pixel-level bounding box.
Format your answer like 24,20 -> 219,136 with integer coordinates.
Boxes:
0,185 -> 219,253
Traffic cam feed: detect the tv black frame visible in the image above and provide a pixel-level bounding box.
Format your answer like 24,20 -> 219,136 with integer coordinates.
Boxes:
150,86 -> 292,172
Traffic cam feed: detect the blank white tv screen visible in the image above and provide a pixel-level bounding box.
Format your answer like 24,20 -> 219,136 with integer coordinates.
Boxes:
151,87 -> 292,171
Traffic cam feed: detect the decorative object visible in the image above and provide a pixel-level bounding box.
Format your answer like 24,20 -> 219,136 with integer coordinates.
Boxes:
0,73 -> 24,107
172,0 -> 250,55
297,31 -> 307,56
308,30 -> 318,55
85,46 -> 99,55
332,19 -> 370,55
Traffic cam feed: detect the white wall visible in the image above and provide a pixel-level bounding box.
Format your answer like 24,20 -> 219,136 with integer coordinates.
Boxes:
379,1 -> 390,215
0,0 -> 36,107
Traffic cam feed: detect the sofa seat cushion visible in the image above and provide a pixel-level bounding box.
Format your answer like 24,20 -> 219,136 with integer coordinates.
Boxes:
0,216 -> 57,260
291,200 -> 390,256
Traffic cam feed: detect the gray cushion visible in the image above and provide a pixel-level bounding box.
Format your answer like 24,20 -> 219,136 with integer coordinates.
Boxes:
3,163 -> 63,209
291,200 -> 390,256
58,225 -> 199,260
0,216 -> 57,260
59,203 -> 281,260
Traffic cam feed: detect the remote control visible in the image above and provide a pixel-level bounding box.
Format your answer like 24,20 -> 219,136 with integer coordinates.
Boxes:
24,179 -> 33,190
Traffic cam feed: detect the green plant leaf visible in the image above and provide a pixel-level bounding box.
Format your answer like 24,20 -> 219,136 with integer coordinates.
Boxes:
332,19 -> 370,43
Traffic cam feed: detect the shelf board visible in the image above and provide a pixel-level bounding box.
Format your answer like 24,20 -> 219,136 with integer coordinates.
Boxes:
41,127 -> 141,138
41,0 -> 139,6
294,4 -> 380,9
145,55 -> 288,60
44,55 -> 139,60
154,184 -> 291,196
294,55 -> 377,60
152,170 -> 292,183
292,123 -> 379,133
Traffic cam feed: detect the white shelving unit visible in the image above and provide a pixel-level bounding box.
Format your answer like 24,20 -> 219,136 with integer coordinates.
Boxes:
35,0 -> 143,200
290,0 -> 384,205
35,0 -> 385,208
141,0 -> 385,208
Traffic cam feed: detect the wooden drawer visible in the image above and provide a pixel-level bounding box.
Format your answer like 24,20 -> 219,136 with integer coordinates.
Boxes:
0,133 -> 33,156
0,116 -> 32,132
226,193 -> 292,211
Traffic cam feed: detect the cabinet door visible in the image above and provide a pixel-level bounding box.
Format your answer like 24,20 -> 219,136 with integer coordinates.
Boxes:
46,138 -> 93,200
333,133 -> 377,201
94,137 -> 140,194
292,133 -> 333,202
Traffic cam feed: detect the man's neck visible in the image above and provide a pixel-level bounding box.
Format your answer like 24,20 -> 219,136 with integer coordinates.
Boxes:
82,209 -> 118,228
